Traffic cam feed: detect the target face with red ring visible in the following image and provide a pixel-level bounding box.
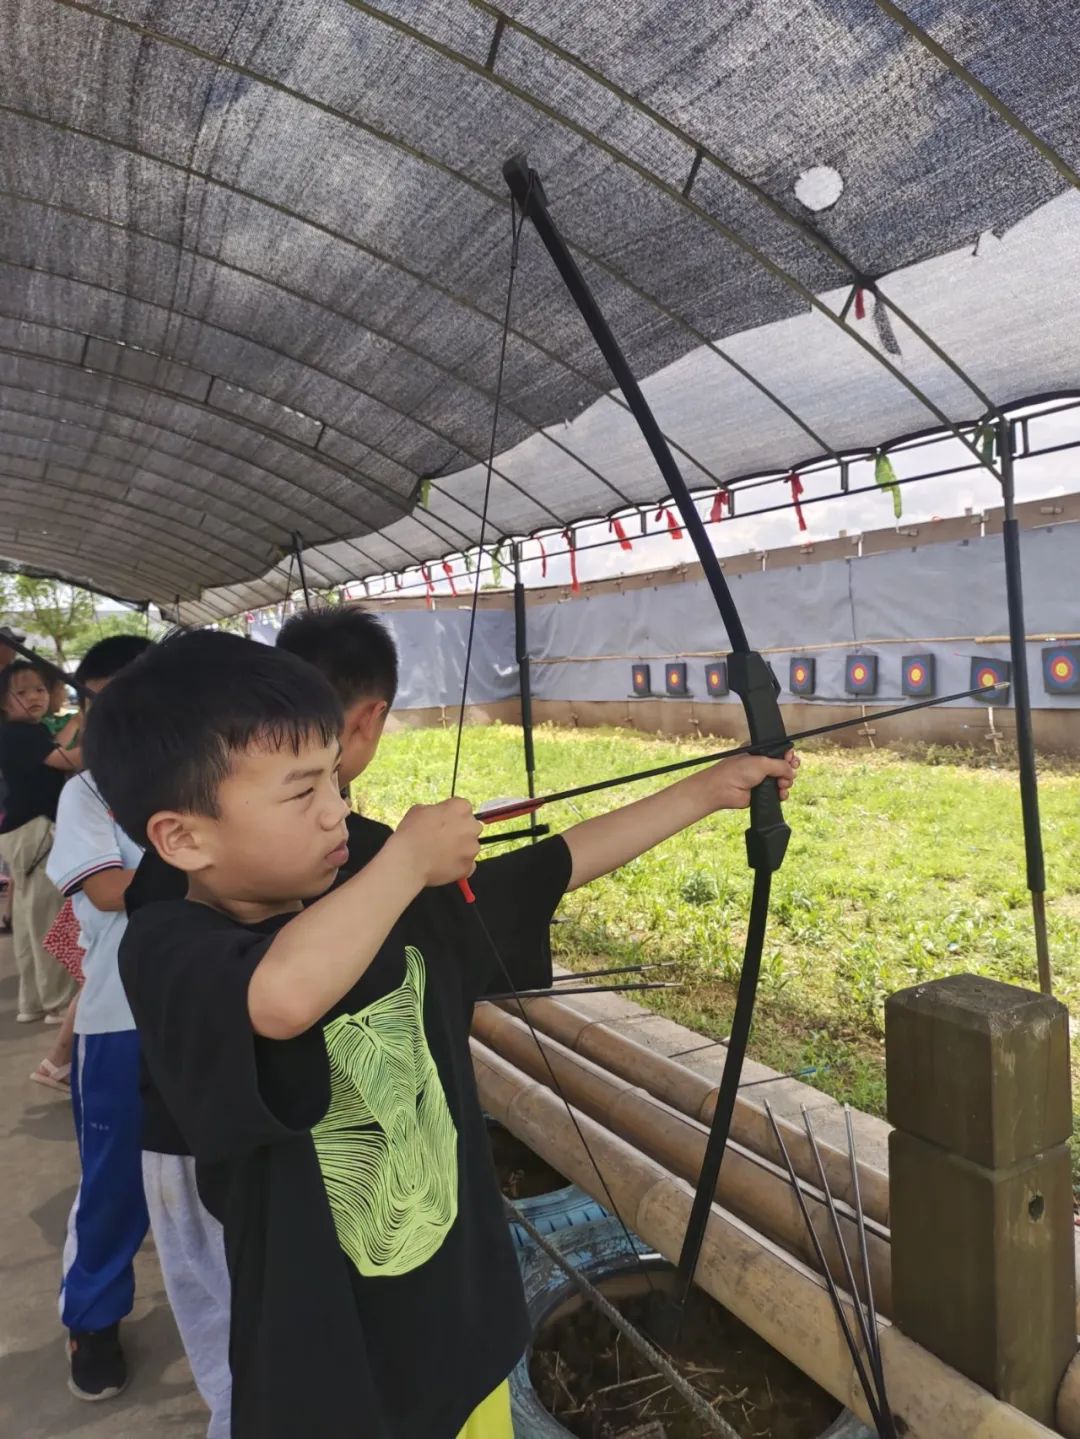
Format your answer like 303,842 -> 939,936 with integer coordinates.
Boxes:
704,661 -> 729,697
902,653 -> 936,698
1041,645 -> 1080,695
665,662 -> 689,696
630,664 -> 652,697
788,656 -> 816,695
844,653 -> 878,695
970,656 -> 1011,704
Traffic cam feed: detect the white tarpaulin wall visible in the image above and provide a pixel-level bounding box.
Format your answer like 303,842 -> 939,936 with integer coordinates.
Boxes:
0,1 -> 1078,616
354,521 -> 1080,712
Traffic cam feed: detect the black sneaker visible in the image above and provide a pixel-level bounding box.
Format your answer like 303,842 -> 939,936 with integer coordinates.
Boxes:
67,1323 -> 127,1401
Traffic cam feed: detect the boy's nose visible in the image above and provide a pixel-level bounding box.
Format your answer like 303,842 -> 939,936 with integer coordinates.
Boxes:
322,791 -> 351,828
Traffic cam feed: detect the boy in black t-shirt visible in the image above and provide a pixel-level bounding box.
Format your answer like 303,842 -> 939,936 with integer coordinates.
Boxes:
85,628 -> 796,1439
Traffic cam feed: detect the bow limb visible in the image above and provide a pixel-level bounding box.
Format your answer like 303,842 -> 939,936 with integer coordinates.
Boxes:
505,155 -> 790,1316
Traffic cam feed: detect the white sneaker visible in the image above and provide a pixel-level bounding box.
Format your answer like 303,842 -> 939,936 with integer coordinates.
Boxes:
43,1013 -> 65,1026
16,1012 -> 44,1023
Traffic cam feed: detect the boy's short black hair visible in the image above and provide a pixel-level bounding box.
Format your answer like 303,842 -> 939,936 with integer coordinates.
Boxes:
276,607 -> 398,707
84,629 -> 344,843
75,634 -> 153,686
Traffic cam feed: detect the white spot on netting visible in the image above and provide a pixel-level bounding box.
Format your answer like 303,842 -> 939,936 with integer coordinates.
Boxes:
794,166 -> 844,212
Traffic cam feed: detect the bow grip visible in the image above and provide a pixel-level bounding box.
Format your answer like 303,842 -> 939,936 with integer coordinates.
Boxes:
727,652 -> 791,874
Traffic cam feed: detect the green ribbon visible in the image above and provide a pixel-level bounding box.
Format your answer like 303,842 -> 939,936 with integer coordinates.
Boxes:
875,452 -> 902,519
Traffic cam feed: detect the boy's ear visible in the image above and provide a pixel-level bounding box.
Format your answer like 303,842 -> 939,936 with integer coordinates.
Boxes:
347,697 -> 389,742
145,811 -> 213,873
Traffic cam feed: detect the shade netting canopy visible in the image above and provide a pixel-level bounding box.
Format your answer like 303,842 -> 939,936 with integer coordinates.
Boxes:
0,0 -> 1078,618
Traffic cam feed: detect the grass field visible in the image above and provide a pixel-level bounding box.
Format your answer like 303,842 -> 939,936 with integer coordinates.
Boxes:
358,723 -> 1080,1172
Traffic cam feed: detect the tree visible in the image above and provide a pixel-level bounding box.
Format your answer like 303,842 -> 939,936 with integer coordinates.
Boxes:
0,575 -> 158,664
0,575 -> 95,664
66,609 -> 163,659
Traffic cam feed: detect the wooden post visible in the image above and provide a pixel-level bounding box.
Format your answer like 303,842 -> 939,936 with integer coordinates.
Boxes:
886,974 -> 1075,1427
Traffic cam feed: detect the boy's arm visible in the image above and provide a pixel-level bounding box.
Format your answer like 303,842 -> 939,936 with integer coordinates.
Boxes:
562,752 -> 798,891
44,746 -> 82,771
249,798 -> 480,1040
83,869 -> 136,912
46,773 -> 126,898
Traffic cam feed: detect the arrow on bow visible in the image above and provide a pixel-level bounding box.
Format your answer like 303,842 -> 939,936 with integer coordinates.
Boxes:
473,679 -> 1006,826
503,154 -> 791,1327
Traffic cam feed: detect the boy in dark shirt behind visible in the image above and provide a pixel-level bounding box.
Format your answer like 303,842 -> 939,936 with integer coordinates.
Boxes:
86,627 -> 795,1439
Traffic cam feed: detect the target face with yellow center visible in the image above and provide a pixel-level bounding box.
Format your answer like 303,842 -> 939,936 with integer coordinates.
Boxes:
970,656 -> 1011,705
631,664 -> 652,697
844,654 -> 878,695
704,661 -> 728,697
665,661 -> 689,696
788,657 -> 816,695
902,653 -> 935,698
1041,645 -> 1080,694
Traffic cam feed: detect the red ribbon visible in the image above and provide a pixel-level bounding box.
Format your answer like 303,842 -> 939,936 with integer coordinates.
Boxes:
536,536 -> 547,578
441,561 -> 458,596
563,528 -> 580,593
609,517 -> 634,551
710,491 -> 730,524
421,564 -> 435,610
655,505 -> 683,541
854,287 -> 866,321
789,471 -> 807,532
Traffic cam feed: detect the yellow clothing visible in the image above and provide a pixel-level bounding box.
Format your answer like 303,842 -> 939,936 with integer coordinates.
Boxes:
457,1380 -> 513,1439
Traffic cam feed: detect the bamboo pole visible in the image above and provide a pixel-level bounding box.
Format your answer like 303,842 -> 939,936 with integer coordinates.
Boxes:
473,1041 -> 1066,1439
494,994 -> 890,1222
1058,1354 -> 1080,1435
487,994 -> 1080,1339
473,1004 -> 892,1311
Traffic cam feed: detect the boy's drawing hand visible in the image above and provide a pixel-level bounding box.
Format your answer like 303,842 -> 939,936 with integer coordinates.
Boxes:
699,750 -> 799,811
394,798 -> 482,887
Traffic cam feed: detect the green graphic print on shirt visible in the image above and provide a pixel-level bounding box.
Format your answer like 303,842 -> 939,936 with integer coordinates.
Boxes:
312,946 -> 458,1276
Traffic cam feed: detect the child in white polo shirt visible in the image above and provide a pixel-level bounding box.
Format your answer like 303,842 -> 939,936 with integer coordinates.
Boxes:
46,636 -> 152,1403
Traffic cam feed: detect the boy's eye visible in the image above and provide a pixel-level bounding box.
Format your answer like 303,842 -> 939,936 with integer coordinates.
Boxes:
290,787 -> 315,802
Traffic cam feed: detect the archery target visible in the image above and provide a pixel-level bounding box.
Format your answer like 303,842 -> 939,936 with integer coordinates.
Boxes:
704,661 -> 728,697
1042,645 -> 1080,695
631,664 -> 652,697
844,654 -> 878,695
970,656 -> 1011,704
902,654 -> 935,698
788,657 -> 816,695
666,662 -> 689,696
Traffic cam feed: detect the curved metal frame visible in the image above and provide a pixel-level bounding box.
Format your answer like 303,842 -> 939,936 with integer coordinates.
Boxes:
35,9 -> 838,468
0,115 -> 739,506
0,467 -> 275,576
48,0 -> 1000,473
0,356 -> 474,569
0,180 -> 587,541
1,0 -> 1071,604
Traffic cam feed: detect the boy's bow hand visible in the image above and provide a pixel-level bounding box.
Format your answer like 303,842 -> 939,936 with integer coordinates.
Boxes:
700,750 -> 799,811
393,798 -> 482,887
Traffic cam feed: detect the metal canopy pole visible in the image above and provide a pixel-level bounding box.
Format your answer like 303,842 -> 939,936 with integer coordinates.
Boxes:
512,543 -> 539,839
998,417 -> 1052,993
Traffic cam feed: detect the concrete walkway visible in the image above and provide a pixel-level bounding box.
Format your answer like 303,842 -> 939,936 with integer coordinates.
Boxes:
0,938 -> 207,1439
